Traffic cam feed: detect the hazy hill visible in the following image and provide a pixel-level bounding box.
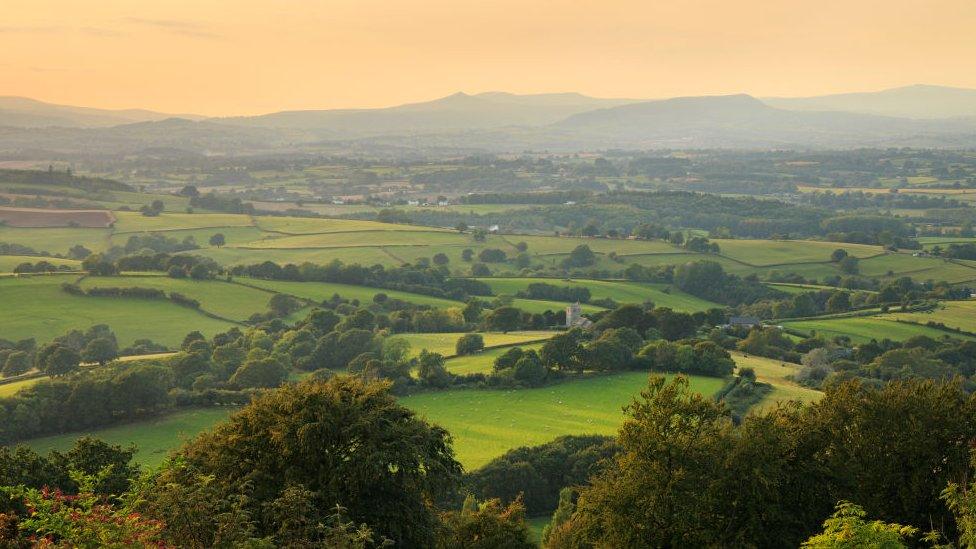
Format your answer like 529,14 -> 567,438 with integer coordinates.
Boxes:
764,84 -> 976,119
219,92 -> 637,135
551,93 -> 976,148
0,96 -> 205,128
1,89 -> 975,154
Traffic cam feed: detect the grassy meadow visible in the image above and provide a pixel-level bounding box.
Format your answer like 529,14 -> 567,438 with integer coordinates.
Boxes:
877,300 -> 976,334
731,352 -> 822,409
476,277 -> 720,312
238,278 -> 462,309
401,372 -> 726,469
781,315 -> 976,343
444,343 -> 547,375
0,274 -> 238,347
395,331 -> 555,358
80,275 -> 277,321
24,407 -> 236,468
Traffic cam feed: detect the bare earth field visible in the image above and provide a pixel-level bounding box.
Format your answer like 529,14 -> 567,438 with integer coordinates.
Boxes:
0,206 -> 116,228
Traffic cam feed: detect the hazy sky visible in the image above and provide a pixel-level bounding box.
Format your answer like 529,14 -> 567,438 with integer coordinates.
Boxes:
3,0 -> 975,116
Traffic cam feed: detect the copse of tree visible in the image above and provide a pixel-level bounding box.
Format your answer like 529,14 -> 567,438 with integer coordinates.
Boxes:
229,259 -> 490,302
208,233 -> 225,247
637,339 -> 735,377
455,333 -> 485,356
483,306 -> 524,333
674,260 -> 780,306
2,351 -> 31,377
80,337 -> 118,366
136,376 -> 463,547
517,282 -> 591,303
561,245 -> 596,268
478,248 -> 508,263
139,200 -> 164,217
81,253 -> 117,276
464,435 -> 617,517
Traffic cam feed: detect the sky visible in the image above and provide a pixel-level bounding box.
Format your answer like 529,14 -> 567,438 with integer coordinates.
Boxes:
2,0 -> 975,116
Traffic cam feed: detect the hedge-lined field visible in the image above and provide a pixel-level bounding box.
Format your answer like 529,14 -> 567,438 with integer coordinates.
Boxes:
79,275 -> 276,321
395,331 -> 555,358
781,315 -> 976,343
877,300 -> 976,335
476,277 -> 721,312
401,372 -> 726,469
25,407 -> 235,468
0,255 -> 80,272
239,278 -> 463,309
0,274 -> 237,347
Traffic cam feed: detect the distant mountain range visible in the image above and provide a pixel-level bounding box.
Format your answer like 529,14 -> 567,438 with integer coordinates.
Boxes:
217,92 -> 637,135
0,85 -> 975,153
763,85 -> 976,119
0,96 -> 205,129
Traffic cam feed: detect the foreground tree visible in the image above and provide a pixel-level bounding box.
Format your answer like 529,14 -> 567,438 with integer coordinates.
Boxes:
565,375 -> 831,547
137,376 -> 462,546
438,496 -> 536,549
801,502 -> 916,548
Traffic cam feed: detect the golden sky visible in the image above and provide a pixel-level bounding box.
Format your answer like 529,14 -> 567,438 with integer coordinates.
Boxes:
2,0 -> 975,116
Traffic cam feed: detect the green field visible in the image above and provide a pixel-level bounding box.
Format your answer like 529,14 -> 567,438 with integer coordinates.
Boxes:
401,372 -> 726,469
731,352 -> 822,409
112,211 -> 254,233
24,407 -> 236,468
239,278 -> 463,309
476,277 -> 720,312
252,215 -> 452,235
0,274 -> 238,347
713,239 -> 881,266
444,343 -> 546,375
877,300 -> 976,334
0,376 -> 43,397
396,331 -> 555,357
80,275 -> 277,321
0,226 -> 111,254
782,315 -> 976,343
508,298 -> 604,315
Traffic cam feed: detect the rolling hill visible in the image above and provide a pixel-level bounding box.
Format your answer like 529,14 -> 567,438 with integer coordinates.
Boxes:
0,96 -> 204,128
217,91 -> 637,135
3,88 -> 976,153
764,84 -> 976,120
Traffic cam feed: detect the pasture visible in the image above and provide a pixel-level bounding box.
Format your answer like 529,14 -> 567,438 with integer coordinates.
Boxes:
444,343 -> 546,375
237,278 -> 463,309
401,372 -> 726,469
781,315 -> 976,343
476,277 -> 720,312
712,239 -> 881,266
0,376 -> 43,397
79,275 -> 278,321
0,274 -> 238,347
731,352 -> 822,409
25,407 -> 235,468
395,331 -> 556,357
878,300 -> 976,334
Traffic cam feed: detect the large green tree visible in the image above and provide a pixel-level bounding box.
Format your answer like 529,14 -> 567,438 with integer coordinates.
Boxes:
140,376 -> 461,546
